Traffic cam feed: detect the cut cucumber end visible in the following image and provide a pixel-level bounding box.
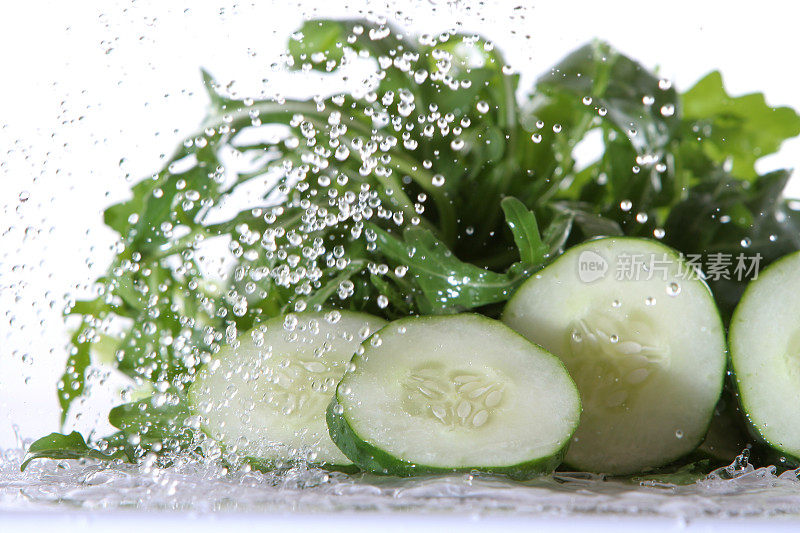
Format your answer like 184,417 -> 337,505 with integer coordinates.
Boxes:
503,237 -> 726,475
188,311 -> 386,468
730,250 -> 800,460
328,314 -> 581,479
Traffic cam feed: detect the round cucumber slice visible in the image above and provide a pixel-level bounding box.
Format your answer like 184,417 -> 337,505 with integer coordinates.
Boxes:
503,237 -> 726,474
188,311 -> 386,468
730,250 -> 800,460
327,314 -> 581,478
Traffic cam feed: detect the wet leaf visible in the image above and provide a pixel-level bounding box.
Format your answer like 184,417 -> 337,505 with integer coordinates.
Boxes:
682,71 -> 800,179
21,432 -> 128,471
501,197 -> 547,265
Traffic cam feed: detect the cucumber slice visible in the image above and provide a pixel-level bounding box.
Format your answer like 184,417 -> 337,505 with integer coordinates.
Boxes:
503,237 -> 726,474
327,314 -> 581,478
730,250 -> 800,460
188,311 -> 385,468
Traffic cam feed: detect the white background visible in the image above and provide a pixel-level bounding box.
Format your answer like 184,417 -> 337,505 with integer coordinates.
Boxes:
2,0 -> 800,450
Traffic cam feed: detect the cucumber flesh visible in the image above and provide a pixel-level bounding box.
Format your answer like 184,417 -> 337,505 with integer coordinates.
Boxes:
189,311 -> 385,467
503,237 -> 726,474
730,250 -> 800,460
327,314 -> 581,478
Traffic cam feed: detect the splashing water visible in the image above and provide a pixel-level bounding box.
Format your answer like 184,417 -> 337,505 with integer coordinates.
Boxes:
3,446 -> 800,518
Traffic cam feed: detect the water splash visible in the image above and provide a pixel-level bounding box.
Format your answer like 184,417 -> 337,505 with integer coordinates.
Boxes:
3,447 -> 800,518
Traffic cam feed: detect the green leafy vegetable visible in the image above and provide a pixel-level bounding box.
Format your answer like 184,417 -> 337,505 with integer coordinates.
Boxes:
21,432 -> 129,471
501,197 -> 547,266
682,71 -> 800,179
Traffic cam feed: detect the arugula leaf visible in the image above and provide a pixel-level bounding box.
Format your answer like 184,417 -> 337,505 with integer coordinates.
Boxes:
682,71 -> 800,179
537,40 -> 679,154
500,197 -> 547,265
21,431 -> 128,471
372,225 -> 528,313
108,401 -> 191,438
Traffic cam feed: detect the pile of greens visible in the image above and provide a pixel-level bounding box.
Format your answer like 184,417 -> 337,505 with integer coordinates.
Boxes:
26,18 -> 800,477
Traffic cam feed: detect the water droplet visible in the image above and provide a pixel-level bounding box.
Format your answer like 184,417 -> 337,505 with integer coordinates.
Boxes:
432,174 -> 445,187
582,96 -> 593,105
659,79 -> 673,91
635,212 -> 648,223
552,124 -> 562,133
18,191 -> 30,202
645,296 -> 656,306
660,104 -> 675,117
620,200 -> 633,212
675,429 -> 684,439
531,133 -> 542,143
476,101 -> 490,114
667,282 -> 681,296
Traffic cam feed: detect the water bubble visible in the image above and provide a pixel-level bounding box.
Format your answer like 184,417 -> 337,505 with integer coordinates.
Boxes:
531,133 -> 542,144
377,295 -> 389,308
635,212 -> 648,223
667,282 -> 681,296
675,429 -> 684,439
645,296 -> 656,306
660,104 -> 675,117
432,174 -> 445,187
740,237 -> 751,248
658,78 -> 673,91
535,120 -> 544,129
337,280 -> 355,299
283,314 -> 299,331
582,96 -> 593,105
552,124 -> 562,133
598,107 -> 608,117
620,200 -> 633,212
653,228 -> 666,239
642,95 -> 655,106
476,101 -> 490,114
